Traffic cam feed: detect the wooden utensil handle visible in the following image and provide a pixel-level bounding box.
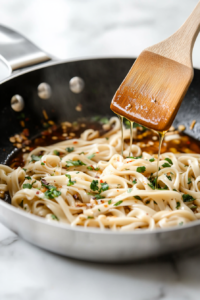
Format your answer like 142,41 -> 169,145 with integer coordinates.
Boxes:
147,1 -> 200,68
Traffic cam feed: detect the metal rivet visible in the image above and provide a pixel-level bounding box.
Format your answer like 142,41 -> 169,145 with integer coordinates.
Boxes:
11,95 -> 24,112
69,77 -> 85,94
37,83 -> 51,99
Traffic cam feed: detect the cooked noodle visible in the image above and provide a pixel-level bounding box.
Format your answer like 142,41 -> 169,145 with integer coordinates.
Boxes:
0,116 -> 200,231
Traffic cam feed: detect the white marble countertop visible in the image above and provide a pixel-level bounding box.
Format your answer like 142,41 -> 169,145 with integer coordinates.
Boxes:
1,0 -> 200,299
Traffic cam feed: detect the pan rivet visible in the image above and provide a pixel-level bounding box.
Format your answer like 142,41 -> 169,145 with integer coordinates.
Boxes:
69,77 -> 85,93
11,95 -> 24,112
37,83 -> 52,99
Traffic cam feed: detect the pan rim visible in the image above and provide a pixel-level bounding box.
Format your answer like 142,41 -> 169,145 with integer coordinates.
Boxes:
1,197 -> 200,235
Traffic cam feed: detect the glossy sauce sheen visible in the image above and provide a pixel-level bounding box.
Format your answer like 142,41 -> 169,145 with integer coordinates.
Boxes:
8,120 -> 200,169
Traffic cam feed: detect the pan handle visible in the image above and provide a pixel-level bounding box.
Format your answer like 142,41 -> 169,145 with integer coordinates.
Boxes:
0,24 -> 51,81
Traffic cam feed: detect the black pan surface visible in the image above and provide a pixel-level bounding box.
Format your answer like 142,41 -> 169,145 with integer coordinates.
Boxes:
0,58 -> 200,164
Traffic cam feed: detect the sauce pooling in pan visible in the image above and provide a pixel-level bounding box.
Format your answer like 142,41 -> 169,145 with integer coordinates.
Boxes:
8,118 -> 200,169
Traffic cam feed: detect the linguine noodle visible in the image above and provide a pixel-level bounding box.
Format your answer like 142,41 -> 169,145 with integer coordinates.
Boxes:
0,116 -> 200,231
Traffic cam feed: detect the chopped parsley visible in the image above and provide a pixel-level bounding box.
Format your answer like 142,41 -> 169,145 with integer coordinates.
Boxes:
114,200 -> 123,207
92,194 -> 105,200
87,154 -> 95,159
90,180 -> 99,191
162,163 -> 171,168
149,158 -> 155,162
53,150 -> 60,156
148,183 -> 155,190
65,174 -> 76,186
66,147 -> 74,153
66,160 -> 86,167
166,174 -> 172,181
98,209 -> 101,212
23,183 -> 33,189
87,216 -> 94,219
173,189 -> 177,191
134,195 -> 142,200
25,176 -> 31,180
19,200 -> 24,208
182,194 -> 195,202
87,166 -> 100,171
164,158 -> 173,165
41,180 -> 61,199
129,155 -> 142,159
136,166 -> 146,173
179,222 -> 184,226
23,168 -> 27,172
30,155 -> 42,162
99,182 -> 109,193
45,188 -> 61,199
190,205 -> 197,210
51,214 -> 59,220
127,188 -> 132,193
41,162 -> 45,165
146,200 -> 150,204
100,117 -> 109,124
23,181 -> 36,189
187,178 -> 192,184
108,199 -> 112,204
176,201 -> 181,209
132,179 -> 137,184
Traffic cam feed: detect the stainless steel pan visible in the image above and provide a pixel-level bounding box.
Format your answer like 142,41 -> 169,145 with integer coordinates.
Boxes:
1,25 -> 200,262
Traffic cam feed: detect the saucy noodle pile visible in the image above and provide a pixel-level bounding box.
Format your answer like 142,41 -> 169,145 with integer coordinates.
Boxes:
0,117 -> 200,231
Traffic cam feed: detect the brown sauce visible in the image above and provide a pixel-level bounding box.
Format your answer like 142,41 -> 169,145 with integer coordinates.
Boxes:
7,119 -> 200,169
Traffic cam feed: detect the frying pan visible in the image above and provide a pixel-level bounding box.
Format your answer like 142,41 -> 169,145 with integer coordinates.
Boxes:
1,25 -> 200,262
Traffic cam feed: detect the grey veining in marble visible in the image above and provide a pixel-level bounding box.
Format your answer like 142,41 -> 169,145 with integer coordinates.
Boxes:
1,0 -> 200,299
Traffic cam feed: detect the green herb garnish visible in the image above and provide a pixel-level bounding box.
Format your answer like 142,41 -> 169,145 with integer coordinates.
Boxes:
179,222 -> 184,226
190,205 -> 197,210
134,196 -> 142,200
136,166 -> 146,173
129,155 -> 142,159
87,166 -> 100,171
149,158 -> 155,162
166,175 -> 172,181
108,199 -> 112,204
23,168 -> 27,172
148,183 -> 155,190
87,216 -> 94,219
65,174 -> 76,186
187,178 -> 192,184
127,188 -> 132,193
51,214 -> 59,220
99,182 -> 109,193
66,147 -> 74,153
19,200 -> 24,208
25,176 -> 31,180
176,201 -> 181,209
132,179 -> 137,184
100,117 -> 109,124
164,158 -> 173,165
66,160 -> 86,167
30,155 -> 42,162
23,183 -> 33,189
114,200 -> 123,207
90,180 -> 99,191
87,154 -> 95,159
182,194 -> 195,202
162,163 -> 171,168
53,150 -> 60,156
41,162 -> 45,165
146,200 -> 150,204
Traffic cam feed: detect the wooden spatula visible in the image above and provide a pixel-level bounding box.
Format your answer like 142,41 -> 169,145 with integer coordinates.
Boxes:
110,2 -> 200,132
